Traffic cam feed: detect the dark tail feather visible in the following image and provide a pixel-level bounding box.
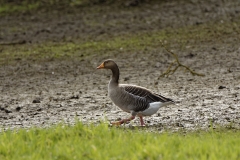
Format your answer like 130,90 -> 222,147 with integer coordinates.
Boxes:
157,94 -> 175,104
166,97 -> 175,103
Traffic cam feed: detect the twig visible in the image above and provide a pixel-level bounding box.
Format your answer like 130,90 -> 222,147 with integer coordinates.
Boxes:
160,42 -> 205,77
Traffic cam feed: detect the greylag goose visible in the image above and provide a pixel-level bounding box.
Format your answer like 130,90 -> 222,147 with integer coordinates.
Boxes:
97,59 -> 175,126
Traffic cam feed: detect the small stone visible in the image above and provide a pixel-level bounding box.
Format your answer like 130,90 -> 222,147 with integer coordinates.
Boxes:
195,21 -> 203,25
70,95 -> 79,99
185,53 -> 195,58
124,77 -> 130,81
163,116 -> 170,119
212,47 -> 217,50
37,108 -> 42,112
225,117 -> 231,121
176,122 -> 184,127
5,109 -> 12,113
218,86 -> 226,89
229,106 -> 236,110
33,99 -> 41,103
16,106 -> 21,111
234,87 -> 240,90
155,62 -> 161,68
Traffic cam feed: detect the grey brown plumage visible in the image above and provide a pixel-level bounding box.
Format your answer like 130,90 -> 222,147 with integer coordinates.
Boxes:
97,59 -> 175,126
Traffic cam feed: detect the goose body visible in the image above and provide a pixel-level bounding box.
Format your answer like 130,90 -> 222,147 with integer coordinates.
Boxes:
97,59 -> 174,126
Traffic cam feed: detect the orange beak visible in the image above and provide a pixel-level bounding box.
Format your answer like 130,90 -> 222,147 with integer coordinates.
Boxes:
97,62 -> 105,69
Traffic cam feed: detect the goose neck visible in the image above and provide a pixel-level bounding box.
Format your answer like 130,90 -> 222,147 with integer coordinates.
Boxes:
110,65 -> 119,85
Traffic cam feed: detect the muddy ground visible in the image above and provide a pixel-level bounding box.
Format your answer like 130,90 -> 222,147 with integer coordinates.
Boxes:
0,0 -> 240,131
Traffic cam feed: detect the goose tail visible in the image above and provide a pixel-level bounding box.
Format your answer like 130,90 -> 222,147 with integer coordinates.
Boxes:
164,98 -> 179,106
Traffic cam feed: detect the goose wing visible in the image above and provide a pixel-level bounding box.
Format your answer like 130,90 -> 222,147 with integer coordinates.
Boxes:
121,84 -> 174,103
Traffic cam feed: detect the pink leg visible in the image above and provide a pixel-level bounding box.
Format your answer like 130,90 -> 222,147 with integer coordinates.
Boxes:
111,116 -> 135,126
139,116 -> 145,126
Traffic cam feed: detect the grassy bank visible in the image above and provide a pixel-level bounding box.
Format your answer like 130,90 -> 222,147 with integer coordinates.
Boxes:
1,19 -> 239,66
0,0 -> 155,15
0,122 -> 240,160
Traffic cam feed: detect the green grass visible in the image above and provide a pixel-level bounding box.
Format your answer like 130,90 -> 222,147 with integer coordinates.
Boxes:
0,2 -> 40,15
0,0 -> 126,15
1,19 -> 239,66
0,122 -> 240,160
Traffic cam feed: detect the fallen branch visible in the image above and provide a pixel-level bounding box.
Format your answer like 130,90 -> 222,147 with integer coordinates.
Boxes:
160,42 -> 205,77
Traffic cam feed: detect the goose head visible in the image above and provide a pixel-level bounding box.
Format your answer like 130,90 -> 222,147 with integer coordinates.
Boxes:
97,59 -> 117,70
97,59 -> 120,84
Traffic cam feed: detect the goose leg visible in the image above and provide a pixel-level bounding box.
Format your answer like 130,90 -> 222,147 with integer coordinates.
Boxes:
139,116 -> 145,126
111,116 -> 135,126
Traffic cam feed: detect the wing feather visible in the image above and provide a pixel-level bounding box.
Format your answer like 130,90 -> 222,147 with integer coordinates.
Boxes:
121,84 -> 174,103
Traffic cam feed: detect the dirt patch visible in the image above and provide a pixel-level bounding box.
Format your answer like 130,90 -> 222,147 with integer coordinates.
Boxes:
0,0 -> 240,131
1,0 -> 240,44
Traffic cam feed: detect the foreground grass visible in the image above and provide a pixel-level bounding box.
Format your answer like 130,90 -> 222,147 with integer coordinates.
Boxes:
0,122 -> 240,160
